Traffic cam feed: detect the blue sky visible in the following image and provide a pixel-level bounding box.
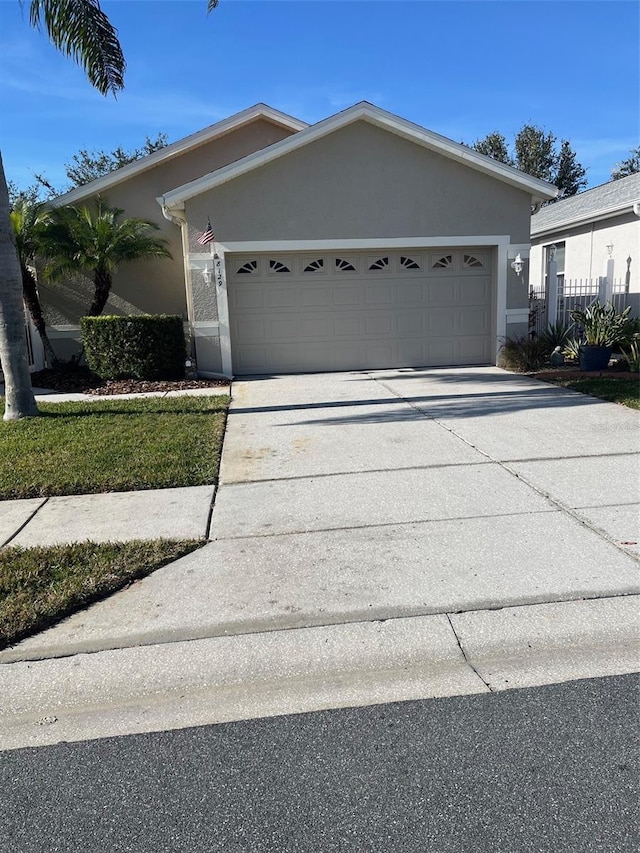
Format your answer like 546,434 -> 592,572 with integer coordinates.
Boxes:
1,0 -> 638,193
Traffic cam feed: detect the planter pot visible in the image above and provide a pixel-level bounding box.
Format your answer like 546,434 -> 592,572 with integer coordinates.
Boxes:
578,344 -> 612,372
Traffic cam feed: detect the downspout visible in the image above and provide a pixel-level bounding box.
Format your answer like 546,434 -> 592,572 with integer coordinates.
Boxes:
633,203 -> 640,217
159,200 -> 196,334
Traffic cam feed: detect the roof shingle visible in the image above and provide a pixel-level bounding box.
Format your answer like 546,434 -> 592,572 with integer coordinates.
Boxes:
531,172 -> 640,234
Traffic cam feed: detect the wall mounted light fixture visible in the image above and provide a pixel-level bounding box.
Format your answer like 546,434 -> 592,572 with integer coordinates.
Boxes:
511,253 -> 524,276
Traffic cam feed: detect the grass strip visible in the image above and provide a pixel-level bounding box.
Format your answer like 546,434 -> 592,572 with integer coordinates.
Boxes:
545,377 -> 639,410
0,539 -> 203,650
0,395 -> 229,499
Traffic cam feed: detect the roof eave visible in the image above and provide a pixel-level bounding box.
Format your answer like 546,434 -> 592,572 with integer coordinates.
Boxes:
49,104 -> 308,207
531,202 -> 638,237
161,102 -> 559,210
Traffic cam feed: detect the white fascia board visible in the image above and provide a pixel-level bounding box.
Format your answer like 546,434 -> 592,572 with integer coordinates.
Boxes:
49,105 -> 308,207
531,202 -> 639,237
161,102 -> 558,210
215,236 -> 511,253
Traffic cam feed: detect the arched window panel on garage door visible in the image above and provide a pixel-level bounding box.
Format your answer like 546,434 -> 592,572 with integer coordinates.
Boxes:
400,255 -> 421,270
368,256 -> 390,271
234,259 -> 259,275
302,258 -> 326,273
463,253 -> 486,269
335,257 -> 358,272
268,259 -> 292,274
431,253 -> 454,269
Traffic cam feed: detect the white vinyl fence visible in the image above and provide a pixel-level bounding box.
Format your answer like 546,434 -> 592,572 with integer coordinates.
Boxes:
529,277 -> 635,338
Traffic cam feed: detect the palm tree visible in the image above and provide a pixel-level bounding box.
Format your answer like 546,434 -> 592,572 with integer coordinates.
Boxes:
10,197 -> 59,367
0,0 -> 125,419
40,197 -> 172,317
0,0 -> 217,419
0,158 -> 40,419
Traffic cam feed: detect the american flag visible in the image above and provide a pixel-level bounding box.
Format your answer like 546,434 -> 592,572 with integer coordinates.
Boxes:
197,218 -> 215,245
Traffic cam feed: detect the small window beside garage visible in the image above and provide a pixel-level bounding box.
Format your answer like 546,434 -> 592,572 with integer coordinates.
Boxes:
463,254 -> 485,269
236,260 -> 259,274
432,254 -> 453,269
335,258 -> 357,272
303,258 -> 325,273
268,259 -> 292,274
400,256 -> 420,270
368,256 -> 389,271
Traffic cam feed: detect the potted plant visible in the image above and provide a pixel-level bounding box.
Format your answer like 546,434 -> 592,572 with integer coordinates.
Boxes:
569,301 -> 634,371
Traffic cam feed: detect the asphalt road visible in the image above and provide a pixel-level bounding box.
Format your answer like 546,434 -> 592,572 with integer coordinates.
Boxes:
1,674 -> 637,852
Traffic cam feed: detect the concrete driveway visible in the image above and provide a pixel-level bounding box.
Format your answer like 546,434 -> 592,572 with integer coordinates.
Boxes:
8,366 -> 638,663
3,367 -> 639,749
209,366 -> 639,613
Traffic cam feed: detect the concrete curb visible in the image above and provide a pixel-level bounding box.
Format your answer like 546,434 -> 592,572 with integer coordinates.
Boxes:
1,595 -> 637,752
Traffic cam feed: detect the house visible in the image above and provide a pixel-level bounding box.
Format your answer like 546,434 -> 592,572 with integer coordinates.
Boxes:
529,173 -> 640,316
41,102 -> 557,377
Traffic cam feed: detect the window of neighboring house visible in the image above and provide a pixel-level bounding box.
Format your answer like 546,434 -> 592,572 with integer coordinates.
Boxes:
545,242 -> 565,297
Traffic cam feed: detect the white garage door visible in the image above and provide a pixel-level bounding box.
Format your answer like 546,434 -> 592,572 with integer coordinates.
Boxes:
227,248 -> 493,374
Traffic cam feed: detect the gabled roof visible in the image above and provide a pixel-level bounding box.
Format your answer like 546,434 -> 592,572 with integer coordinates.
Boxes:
51,104 -> 308,206
531,172 -> 640,237
159,102 -> 559,211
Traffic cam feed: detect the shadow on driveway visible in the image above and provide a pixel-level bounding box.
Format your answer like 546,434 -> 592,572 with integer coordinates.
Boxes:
229,386 -> 602,423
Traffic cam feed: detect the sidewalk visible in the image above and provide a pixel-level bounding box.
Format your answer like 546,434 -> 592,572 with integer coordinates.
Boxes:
0,369 -> 638,751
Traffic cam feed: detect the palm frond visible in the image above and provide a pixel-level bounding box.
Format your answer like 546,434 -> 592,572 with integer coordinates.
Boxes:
38,198 -> 171,290
29,0 -> 125,96
10,197 -> 52,262
207,0 -> 219,11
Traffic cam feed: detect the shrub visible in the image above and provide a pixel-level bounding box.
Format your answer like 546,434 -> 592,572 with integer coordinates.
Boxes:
81,314 -> 186,380
569,300 -> 634,347
563,338 -> 582,362
539,320 -> 573,353
620,337 -> 640,372
499,336 -> 548,372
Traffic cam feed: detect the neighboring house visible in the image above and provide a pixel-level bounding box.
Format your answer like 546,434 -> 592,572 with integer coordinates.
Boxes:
41,102 -> 557,377
529,173 -> 640,308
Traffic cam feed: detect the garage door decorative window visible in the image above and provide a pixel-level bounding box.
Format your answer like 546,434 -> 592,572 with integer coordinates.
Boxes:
432,254 -> 453,269
303,259 -> 324,272
335,258 -> 357,272
369,256 -> 389,271
269,259 -> 291,273
400,256 -> 420,269
237,260 -> 258,274
463,254 -> 484,268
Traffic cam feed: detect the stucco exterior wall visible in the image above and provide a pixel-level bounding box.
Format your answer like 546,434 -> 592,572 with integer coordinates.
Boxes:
529,211 -> 640,293
41,119 -> 296,325
183,121 -> 533,245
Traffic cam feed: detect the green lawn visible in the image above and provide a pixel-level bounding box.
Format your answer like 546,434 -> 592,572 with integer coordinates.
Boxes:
0,539 -> 203,650
0,395 -> 229,499
548,377 -> 640,410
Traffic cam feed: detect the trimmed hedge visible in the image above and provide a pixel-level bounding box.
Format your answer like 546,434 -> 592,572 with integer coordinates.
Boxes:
81,314 -> 186,380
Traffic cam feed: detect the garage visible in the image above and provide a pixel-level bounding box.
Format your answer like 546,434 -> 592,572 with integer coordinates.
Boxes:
161,103 -> 557,377
227,248 -> 493,374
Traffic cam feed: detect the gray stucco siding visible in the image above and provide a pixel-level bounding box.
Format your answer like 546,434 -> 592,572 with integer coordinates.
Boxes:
41,120 -> 295,325
184,121 -> 532,245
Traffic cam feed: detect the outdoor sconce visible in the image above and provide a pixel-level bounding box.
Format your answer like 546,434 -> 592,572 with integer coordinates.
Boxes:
202,262 -> 213,286
511,253 -> 524,276
606,241 -> 614,257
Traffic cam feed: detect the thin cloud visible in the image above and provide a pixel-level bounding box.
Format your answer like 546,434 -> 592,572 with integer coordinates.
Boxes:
269,86 -> 389,124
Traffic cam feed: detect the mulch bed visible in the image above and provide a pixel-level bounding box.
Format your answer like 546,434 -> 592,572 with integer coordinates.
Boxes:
31,366 -> 228,395
528,368 -> 639,381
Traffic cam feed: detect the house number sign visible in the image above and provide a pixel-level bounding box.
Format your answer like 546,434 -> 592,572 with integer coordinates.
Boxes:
213,254 -> 225,288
